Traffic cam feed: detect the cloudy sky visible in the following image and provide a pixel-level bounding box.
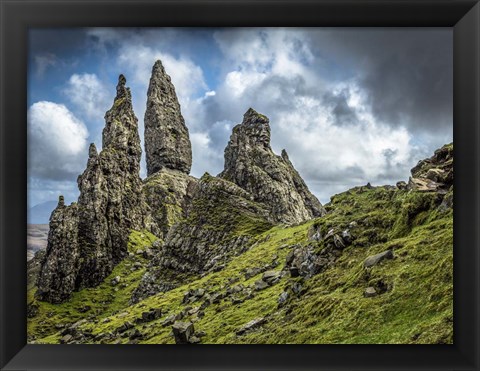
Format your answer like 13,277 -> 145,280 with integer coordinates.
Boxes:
28,27 -> 452,209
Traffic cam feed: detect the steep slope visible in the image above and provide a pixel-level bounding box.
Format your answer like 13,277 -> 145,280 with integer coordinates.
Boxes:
220,108 -> 325,224
36,75 -> 147,303
27,144 -> 453,344
131,173 -> 274,303
142,168 -> 198,239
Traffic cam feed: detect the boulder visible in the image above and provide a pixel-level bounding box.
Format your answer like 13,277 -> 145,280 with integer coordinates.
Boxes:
278,291 -> 289,307
254,280 -> 269,291
364,287 -> 377,298
60,334 -> 73,344
139,308 -> 162,323
262,271 -> 281,285
172,321 -> 194,344
111,276 -> 121,286
333,234 -> 346,249
364,250 -> 394,268
236,317 -> 267,336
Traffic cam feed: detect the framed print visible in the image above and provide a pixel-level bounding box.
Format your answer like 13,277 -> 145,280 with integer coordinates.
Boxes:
1,0 -> 479,370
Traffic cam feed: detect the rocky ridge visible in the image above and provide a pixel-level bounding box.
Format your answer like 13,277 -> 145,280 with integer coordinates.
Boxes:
29,59 -> 453,345
142,168 -> 198,239
407,143 -> 453,193
36,76 -> 147,303
220,108 -> 325,224
131,173 -> 274,303
28,141 -> 453,343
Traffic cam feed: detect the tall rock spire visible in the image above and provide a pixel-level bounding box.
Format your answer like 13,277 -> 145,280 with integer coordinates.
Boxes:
36,75 -> 146,303
144,60 -> 192,176
220,108 -> 325,224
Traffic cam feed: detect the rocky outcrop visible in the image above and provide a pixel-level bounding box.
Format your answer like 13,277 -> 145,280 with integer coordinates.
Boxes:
144,60 -> 192,176
364,250 -> 394,268
37,75 -> 146,303
131,173 -> 274,303
408,143 -> 453,193
35,198 -> 81,303
219,108 -> 325,224
160,173 -> 273,272
142,168 -> 198,239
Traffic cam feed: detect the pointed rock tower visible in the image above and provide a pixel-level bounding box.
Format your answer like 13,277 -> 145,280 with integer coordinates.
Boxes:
220,108 -> 325,224
142,60 -> 198,239
144,60 -> 192,176
37,75 -> 146,303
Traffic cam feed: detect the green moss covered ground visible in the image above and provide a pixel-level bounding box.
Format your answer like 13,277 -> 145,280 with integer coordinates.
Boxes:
27,186 -> 452,344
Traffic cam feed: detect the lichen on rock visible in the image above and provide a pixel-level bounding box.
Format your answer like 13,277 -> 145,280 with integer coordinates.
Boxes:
37,75 -> 146,303
131,173 -> 274,303
219,108 -> 325,224
144,60 -> 192,176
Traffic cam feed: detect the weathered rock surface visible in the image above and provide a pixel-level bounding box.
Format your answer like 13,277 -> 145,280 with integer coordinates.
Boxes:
236,317 -> 267,336
159,173 -> 273,273
364,250 -> 394,268
27,249 -> 46,287
172,321 -> 195,344
364,287 -> 377,298
35,199 -> 81,303
219,108 -> 325,224
144,60 -> 192,176
142,168 -> 198,238
37,75 -> 146,303
285,225 -> 351,278
132,173 -> 273,303
408,143 -> 453,193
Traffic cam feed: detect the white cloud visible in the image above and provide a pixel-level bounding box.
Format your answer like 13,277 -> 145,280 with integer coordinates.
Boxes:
63,73 -> 110,120
202,29 -> 419,203
190,131 -> 224,178
28,101 -> 89,180
117,44 -> 207,101
112,41 -> 210,155
78,28 -> 450,204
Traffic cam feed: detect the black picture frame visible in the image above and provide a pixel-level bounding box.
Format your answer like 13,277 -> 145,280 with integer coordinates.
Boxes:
1,0 -> 479,370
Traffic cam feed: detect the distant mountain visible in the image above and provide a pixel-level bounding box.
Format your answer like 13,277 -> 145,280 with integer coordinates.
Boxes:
27,224 -> 48,261
28,200 -> 57,224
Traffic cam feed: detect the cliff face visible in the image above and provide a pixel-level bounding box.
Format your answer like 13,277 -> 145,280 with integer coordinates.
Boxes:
220,108 -> 325,224
144,60 -> 192,176
131,173 -> 273,303
36,76 -> 146,303
142,169 -> 198,239
35,198 -> 80,303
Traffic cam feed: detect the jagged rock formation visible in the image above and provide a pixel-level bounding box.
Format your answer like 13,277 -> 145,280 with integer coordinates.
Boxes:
131,173 -> 274,303
36,76 -> 146,303
219,108 -> 325,224
408,143 -> 453,193
35,199 -> 80,303
160,173 -> 273,273
29,142 -> 454,345
142,168 -> 198,239
144,60 -> 192,176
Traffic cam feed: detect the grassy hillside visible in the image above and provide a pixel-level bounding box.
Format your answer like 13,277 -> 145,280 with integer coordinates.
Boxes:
27,184 -> 452,344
